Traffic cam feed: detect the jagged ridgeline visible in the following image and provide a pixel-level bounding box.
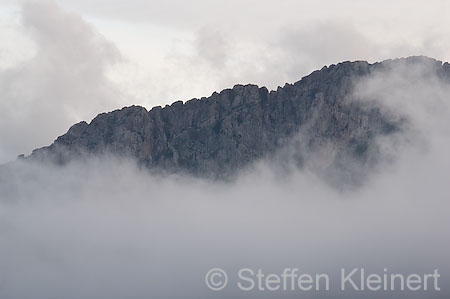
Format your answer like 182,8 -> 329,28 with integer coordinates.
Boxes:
26,57 -> 450,180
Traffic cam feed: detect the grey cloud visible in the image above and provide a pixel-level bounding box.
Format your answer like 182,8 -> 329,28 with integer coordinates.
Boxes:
276,21 -> 380,79
2,0 -> 443,124
0,0 -> 124,164
0,1 -> 448,298
53,0 -> 290,29
0,59 -> 449,298
194,26 -> 231,69
166,21 -> 381,95
164,19 -> 450,103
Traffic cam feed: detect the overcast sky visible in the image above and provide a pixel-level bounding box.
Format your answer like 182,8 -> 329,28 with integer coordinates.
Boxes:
1,0 -> 450,163
1,2 -> 450,298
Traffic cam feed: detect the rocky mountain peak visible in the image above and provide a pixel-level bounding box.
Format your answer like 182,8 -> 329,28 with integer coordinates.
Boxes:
27,56 -> 448,181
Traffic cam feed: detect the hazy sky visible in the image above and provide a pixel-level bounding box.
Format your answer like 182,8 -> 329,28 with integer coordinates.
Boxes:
0,2 -> 449,298
0,0 -> 450,162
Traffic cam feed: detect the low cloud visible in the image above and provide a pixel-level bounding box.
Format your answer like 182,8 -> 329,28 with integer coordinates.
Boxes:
0,0 -> 124,163
0,59 -> 449,298
0,3 -> 449,298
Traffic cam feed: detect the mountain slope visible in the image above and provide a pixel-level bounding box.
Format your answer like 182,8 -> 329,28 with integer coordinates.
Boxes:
27,56 -> 449,178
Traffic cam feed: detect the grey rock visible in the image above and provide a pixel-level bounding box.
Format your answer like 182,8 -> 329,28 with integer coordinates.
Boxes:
27,56 -> 448,180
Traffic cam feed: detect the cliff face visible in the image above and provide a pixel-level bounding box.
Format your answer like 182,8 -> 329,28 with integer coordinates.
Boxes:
28,57 -> 450,178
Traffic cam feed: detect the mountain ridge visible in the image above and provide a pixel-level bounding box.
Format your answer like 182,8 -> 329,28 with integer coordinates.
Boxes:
25,56 -> 449,179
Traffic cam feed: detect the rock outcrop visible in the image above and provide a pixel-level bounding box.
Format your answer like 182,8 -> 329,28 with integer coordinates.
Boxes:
27,56 -> 450,178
